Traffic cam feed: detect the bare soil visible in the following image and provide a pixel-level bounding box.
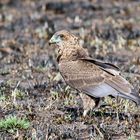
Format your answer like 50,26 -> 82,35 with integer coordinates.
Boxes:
0,0 -> 140,139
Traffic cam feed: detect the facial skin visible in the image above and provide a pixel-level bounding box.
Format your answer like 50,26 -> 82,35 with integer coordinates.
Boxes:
49,33 -> 62,45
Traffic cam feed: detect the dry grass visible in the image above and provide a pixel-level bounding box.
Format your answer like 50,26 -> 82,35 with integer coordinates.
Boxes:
0,0 -> 140,139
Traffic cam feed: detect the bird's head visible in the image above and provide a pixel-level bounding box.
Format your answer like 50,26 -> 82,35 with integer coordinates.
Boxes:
49,30 -> 79,47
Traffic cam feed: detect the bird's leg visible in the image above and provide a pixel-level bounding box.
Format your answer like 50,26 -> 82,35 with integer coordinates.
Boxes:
88,98 -> 102,118
92,97 -> 103,111
79,93 -> 96,117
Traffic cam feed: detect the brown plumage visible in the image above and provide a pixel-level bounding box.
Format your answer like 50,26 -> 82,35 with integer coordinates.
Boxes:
49,30 -> 140,116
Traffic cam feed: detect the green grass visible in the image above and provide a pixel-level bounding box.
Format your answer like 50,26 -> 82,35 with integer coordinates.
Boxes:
0,116 -> 30,133
128,135 -> 136,140
11,88 -> 26,100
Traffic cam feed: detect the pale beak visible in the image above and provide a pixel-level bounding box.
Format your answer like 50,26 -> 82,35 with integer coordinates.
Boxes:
49,36 -> 56,45
49,35 -> 61,45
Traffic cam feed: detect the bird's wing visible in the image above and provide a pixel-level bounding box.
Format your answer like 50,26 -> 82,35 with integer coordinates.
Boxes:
59,58 -> 140,104
80,57 -> 120,75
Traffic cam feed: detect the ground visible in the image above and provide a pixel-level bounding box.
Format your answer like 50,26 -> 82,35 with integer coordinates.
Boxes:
0,0 -> 140,139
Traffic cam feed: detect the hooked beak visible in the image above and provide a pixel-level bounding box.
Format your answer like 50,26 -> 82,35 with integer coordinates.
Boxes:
49,36 -> 56,45
49,35 -> 61,45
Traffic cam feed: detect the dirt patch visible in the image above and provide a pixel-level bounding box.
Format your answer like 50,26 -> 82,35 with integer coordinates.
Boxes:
0,0 -> 140,139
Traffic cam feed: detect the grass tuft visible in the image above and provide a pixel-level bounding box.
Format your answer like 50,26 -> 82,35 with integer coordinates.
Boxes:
0,116 -> 30,133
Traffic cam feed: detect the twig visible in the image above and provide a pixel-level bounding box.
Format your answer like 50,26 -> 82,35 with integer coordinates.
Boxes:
92,124 -> 104,138
12,81 -> 21,105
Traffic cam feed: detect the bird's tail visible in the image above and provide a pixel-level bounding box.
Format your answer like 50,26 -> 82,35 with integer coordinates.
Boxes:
119,92 -> 140,106
132,93 -> 140,106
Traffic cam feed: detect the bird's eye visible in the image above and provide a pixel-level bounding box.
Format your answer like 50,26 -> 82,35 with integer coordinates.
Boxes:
59,34 -> 64,38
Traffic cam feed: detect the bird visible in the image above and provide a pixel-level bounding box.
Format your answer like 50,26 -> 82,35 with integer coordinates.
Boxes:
49,30 -> 140,116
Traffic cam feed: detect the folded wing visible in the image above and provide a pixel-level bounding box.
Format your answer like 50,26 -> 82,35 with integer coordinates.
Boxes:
59,58 -> 140,105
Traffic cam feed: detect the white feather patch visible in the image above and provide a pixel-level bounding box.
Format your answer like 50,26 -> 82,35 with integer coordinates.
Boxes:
105,68 -> 120,75
83,83 -> 118,98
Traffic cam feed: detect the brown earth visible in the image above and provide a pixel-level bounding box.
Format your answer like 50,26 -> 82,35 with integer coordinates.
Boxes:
0,0 -> 140,139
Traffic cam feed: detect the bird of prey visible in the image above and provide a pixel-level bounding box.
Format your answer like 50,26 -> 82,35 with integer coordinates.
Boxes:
49,30 -> 140,116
